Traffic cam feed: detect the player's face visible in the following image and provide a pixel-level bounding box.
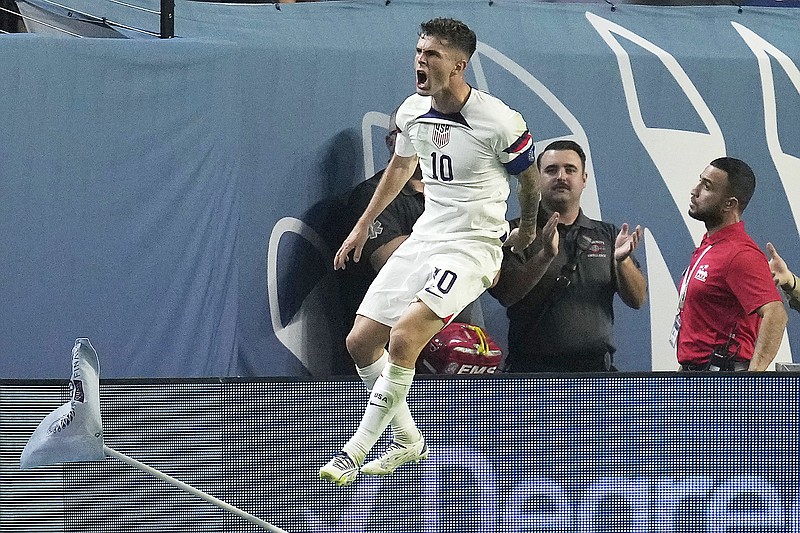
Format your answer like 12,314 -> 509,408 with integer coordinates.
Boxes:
538,149 -> 587,208
688,165 -> 732,225
414,35 -> 461,97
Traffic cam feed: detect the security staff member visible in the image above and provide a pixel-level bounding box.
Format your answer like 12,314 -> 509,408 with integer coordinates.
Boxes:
490,140 -> 647,372
673,157 -> 786,371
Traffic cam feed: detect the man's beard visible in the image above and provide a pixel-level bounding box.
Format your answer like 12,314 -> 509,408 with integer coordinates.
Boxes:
689,207 -> 723,227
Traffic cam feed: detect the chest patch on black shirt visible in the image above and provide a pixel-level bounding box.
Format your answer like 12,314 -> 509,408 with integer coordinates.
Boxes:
586,240 -> 608,258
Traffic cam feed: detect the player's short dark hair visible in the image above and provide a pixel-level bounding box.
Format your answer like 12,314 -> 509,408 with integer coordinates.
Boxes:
536,140 -> 586,172
710,157 -> 755,212
420,18 -> 477,59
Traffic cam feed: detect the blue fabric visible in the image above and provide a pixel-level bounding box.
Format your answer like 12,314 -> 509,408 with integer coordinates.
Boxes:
1,1 -> 799,376
0,37 -> 241,377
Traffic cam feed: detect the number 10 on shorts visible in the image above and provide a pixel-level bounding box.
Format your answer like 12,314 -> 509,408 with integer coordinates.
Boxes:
424,267 -> 458,299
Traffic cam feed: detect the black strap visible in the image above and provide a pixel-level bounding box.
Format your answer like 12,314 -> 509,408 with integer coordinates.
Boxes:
526,226 -> 590,331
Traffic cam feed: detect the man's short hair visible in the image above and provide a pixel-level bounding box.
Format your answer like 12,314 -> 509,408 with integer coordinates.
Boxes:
420,18 -> 477,59
536,140 -> 587,172
710,157 -> 756,212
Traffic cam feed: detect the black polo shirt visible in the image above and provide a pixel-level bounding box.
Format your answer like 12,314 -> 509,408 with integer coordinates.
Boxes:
348,170 -> 424,264
499,209 -> 639,372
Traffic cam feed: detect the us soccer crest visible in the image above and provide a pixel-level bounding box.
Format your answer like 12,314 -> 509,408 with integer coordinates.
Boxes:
431,124 -> 450,149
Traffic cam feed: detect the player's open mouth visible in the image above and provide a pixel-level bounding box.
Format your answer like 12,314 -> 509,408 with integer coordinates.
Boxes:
416,70 -> 428,90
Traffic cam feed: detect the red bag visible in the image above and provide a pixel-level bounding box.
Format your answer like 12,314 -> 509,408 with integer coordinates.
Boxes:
417,323 -> 503,375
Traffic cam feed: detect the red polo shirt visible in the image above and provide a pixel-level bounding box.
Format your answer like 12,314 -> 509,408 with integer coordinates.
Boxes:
677,222 -> 781,365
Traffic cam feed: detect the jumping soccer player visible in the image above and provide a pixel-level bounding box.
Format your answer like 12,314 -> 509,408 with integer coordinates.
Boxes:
320,17 -> 541,486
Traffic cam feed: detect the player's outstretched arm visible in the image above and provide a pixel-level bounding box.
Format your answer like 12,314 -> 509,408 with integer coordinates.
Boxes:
504,163 -> 541,253
334,153 -> 419,270
491,211 -> 559,308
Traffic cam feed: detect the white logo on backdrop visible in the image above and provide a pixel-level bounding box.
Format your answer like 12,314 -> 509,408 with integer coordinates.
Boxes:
267,217 -> 340,377
587,12 -> 726,370
733,22 -> 800,236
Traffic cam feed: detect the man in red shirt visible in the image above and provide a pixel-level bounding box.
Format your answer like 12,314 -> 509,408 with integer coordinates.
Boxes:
674,157 -> 787,371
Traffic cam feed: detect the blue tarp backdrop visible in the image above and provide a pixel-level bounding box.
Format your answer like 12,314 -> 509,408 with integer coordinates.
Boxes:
1,1 -> 798,377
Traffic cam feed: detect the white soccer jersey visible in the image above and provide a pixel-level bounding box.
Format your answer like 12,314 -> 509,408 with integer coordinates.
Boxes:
394,89 -> 535,241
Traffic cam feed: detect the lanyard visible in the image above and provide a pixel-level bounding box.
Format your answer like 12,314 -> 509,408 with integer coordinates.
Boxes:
678,245 -> 713,311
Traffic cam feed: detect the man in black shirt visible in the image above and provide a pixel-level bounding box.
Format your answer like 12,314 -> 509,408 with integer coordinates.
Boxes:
490,140 -> 647,372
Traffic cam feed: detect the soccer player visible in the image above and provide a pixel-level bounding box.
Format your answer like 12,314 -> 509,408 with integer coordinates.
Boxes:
320,18 -> 541,486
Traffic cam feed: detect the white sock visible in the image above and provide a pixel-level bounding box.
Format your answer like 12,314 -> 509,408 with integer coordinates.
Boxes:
356,350 -> 421,446
355,350 -> 387,388
343,363 -> 415,463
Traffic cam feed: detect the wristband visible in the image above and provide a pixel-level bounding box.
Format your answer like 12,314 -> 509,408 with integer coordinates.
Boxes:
785,273 -> 798,293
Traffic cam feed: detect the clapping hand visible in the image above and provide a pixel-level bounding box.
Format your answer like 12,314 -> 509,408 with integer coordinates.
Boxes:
614,223 -> 643,262
767,242 -> 793,287
539,211 -> 560,259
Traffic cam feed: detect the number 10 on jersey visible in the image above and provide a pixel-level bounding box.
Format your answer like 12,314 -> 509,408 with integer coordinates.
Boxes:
431,152 -> 454,182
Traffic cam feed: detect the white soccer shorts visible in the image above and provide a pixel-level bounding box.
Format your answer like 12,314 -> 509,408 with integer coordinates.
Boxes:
356,236 -> 502,327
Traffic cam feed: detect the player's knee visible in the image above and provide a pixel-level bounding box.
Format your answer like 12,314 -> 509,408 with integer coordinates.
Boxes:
387,328 -> 426,367
346,328 -> 382,367
345,329 -> 367,360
